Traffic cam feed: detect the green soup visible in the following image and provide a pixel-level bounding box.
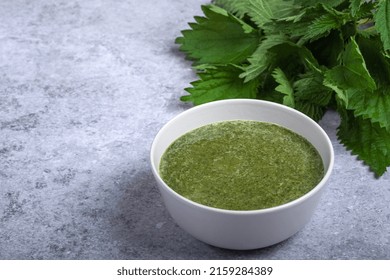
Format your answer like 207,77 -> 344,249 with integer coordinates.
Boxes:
159,120 -> 324,211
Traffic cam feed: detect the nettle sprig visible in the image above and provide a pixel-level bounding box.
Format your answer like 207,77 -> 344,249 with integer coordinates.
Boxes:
175,0 -> 390,177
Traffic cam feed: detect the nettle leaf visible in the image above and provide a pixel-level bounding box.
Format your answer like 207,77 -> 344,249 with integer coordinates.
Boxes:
342,38 -> 376,89
263,7 -> 321,39
324,66 -> 373,94
293,72 -> 333,121
213,0 -> 248,18
350,0 -> 362,17
374,0 -> 390,51
325,38 -> 390,130
294,73 -> 332,106
324,37 -> 376,92
239,33 -> 290,82
344,87 -> 390,131
214,0 -> 301,30
240,34 -> 319,82
299,9 -> 350,44
350,0 -> 376,18
272,68 -> 295,107
337,105 -> 390,177
294,70 -> 332,122
244,0 -> 299,28
181,65 -> 260,105
270,65 -> 332,121
357,35 -> 390,87
175,5 -> 260,65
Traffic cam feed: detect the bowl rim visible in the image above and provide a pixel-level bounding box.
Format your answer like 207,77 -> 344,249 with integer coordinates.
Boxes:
150,99 -> 334,215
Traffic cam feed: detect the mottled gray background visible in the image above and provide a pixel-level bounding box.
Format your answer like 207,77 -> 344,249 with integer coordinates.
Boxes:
1,0 -> 389,260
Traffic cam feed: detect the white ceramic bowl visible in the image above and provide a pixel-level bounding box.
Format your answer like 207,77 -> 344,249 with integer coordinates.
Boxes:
150,99 -> 334,250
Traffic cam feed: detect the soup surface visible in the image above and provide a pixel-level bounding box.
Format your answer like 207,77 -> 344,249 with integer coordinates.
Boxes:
159,120 -> 324,210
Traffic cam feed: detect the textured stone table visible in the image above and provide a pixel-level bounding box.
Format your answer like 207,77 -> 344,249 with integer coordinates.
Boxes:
1,0 -> 389,260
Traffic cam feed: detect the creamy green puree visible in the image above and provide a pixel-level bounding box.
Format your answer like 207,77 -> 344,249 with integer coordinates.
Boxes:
159,120 -> 324,211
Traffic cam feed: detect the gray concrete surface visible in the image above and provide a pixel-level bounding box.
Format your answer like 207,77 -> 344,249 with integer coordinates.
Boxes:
1,0 -> 390,260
